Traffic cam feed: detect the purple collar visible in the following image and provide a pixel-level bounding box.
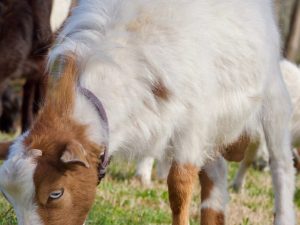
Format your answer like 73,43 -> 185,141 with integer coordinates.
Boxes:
78,85 -> 110,184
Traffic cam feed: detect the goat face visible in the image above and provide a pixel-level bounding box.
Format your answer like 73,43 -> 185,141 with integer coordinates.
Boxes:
0,126 -> 101,225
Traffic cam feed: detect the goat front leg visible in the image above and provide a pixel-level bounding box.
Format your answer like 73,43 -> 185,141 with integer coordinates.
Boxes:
168,162 -> 198,225
200,157 -> 228,225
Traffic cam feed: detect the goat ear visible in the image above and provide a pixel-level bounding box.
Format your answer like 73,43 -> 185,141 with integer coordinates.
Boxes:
60,140 -> 89,168
0,141 -> 12,160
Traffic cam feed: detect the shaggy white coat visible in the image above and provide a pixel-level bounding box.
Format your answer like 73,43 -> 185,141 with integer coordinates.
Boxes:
51,0 -> 286,165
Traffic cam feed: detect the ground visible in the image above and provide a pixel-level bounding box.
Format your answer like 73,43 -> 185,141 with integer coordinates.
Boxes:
0,155 -> 299,225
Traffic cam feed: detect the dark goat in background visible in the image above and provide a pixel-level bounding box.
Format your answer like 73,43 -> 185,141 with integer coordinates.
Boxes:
0,0 -> 53,132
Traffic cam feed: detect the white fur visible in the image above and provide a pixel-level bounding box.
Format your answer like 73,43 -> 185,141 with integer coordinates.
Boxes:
282,60 -> 300,144
50,0 -> 282,163
136,151 -> 171,185
272,62 -> 299,224
136,157 -> 154,185
232,60 -> 300,192
156,158 -> 171,180
0,134 -> 43,225
50,0 -> 73,32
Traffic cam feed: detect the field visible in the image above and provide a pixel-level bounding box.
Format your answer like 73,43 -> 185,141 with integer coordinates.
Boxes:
0,156 -> 299,225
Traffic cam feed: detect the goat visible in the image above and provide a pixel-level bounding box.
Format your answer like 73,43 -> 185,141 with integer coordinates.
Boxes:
0,1 -> 295,225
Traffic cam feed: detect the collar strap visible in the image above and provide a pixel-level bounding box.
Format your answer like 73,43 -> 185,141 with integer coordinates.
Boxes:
78,85 -> 110,184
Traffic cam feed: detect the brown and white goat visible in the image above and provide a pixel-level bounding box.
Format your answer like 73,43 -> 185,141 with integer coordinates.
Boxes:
0,1 -> 296,225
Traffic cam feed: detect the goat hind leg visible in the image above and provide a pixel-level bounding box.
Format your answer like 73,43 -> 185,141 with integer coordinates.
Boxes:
168,162 -> 198,225
200,157 -> 228,225
262,86 -> 295,225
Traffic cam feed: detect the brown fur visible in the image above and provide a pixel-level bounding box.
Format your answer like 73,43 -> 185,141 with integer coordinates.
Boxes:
199,171 -> 225,225
199,171 -> 213,203
200,208 -> 225,225
0,141 -> 12,160
152,80 -> 170,100
23,58 -> 103,225
222,135 -> 250,162
167,162 -> 198,225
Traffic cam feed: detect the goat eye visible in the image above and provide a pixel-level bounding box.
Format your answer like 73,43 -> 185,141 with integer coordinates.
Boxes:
49,189 -> 64,200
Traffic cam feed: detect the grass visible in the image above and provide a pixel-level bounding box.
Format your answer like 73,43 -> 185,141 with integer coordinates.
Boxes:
0,148 -> 299,224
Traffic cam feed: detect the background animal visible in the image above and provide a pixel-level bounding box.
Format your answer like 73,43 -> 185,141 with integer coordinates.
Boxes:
0,0 -> 52,132
0,0 -> 72,133
0,84 -> 22,133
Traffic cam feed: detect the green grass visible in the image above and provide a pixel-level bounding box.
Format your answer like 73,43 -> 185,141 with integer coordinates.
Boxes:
86,161 -> 173,225
0,158 -> 299,224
